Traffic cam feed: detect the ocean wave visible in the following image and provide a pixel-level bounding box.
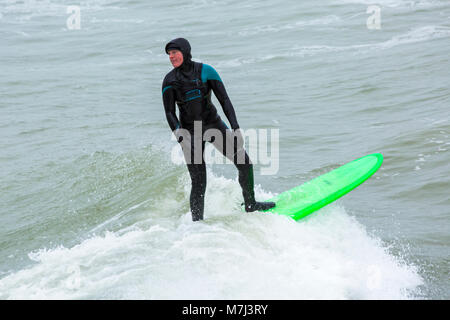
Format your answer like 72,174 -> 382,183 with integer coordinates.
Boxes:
215,25 -> 450,68
0,169 -> 424,299
334,0 -> 449,9
237,15 -> 342,36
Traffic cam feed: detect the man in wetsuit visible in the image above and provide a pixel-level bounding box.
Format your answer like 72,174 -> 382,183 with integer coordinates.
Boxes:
161,38 -> 275,221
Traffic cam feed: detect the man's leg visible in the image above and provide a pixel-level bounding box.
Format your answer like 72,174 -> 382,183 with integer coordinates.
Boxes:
210,121 -> 275,212
180,131 -> 207,221
186,162 -> 206,221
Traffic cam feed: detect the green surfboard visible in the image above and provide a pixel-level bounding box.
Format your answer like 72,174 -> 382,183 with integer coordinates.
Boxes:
263,153 -> 383,220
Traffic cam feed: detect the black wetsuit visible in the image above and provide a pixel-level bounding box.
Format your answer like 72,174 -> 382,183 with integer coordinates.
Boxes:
161,38 -> 275,221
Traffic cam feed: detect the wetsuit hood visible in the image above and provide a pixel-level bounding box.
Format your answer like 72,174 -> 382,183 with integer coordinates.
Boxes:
165,38 -> 192,69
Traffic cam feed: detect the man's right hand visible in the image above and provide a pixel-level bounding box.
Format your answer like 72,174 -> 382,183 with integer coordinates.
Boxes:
174,129 -> 183,143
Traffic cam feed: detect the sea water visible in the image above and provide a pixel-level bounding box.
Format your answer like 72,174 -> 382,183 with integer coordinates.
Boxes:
0,0 -> 449,299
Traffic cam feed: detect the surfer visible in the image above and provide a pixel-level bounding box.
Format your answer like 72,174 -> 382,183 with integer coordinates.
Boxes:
161,37 -> 275,221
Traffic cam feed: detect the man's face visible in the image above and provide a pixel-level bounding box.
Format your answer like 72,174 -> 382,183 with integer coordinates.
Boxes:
168,49 -> 183,68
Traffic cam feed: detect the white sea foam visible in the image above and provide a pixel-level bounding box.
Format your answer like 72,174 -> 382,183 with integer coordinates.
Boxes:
0,172 -> 423,299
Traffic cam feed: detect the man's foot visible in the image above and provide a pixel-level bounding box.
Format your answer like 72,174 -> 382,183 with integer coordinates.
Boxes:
244,201 -> 276,212
191,211 -> 204,221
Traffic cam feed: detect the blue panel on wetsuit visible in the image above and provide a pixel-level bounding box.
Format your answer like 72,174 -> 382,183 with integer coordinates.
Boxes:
162,85 -> 172,95
184,89 -> 202,101
201,64 -> 222,83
